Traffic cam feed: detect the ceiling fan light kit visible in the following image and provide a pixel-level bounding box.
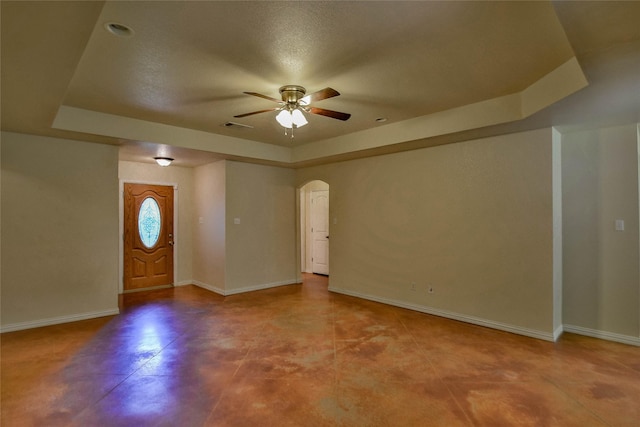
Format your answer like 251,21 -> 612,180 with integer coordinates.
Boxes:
276,109 -> 307,129
235,85 -> 351,138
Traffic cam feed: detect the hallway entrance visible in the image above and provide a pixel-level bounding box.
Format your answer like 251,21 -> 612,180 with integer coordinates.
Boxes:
300,180 -> 330,275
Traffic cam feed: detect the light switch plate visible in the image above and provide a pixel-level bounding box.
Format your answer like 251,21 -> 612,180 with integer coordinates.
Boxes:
615,219 -> 624,231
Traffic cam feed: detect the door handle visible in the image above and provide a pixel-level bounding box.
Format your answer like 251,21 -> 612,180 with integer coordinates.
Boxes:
326,236 -> 329,239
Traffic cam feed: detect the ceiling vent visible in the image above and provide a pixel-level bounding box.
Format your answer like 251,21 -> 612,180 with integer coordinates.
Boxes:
223,122 -> 254,130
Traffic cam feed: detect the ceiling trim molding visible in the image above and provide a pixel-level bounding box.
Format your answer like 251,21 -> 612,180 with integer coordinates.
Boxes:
521,57 -> 588,117
52,57 -> 586,165
52,106 -> 292,163
292,57 -> 588,163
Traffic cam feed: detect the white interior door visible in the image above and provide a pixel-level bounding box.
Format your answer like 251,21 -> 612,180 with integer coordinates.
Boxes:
311,190 -> 329,275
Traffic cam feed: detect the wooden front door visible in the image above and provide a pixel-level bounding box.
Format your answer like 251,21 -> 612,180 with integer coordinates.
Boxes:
124,183 -> 174,291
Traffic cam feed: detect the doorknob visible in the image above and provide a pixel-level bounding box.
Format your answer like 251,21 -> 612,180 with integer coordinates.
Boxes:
326,236 -> 329,239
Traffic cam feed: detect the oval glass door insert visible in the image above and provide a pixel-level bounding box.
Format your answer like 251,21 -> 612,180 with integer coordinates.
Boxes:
138,197 -> 161,248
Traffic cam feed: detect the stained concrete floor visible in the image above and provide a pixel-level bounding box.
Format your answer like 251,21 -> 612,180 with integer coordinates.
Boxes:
2,274 -> 639,426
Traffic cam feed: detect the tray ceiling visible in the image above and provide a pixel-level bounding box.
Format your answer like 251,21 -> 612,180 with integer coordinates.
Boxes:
2,1 -> 639,167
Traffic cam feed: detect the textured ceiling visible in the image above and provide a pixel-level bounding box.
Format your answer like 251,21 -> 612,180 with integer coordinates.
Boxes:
63,1 -> 574,146
2,1 -> 640,167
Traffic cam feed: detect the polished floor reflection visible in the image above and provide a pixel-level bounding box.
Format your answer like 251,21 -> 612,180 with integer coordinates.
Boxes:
2,274 -> 639,426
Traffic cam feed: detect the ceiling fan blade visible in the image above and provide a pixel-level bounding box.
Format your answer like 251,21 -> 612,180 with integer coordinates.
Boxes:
300,87 -> 340,105
243,91 -> 282,103
234,108 -> 280,118
309,107 -> 351,121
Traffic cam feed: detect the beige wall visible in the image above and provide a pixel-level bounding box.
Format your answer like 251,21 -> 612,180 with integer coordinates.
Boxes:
225,161 -> 297,293
5,124 -> 639,344
1,132 -> 119,330
562,124 -> 640,341
118,160 -> 194,287
297,129 -> 559,339
193,160 -> 226,292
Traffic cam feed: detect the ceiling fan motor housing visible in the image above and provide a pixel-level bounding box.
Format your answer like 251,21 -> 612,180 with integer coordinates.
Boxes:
235,86 -> 349,122
279,85 -> 306,105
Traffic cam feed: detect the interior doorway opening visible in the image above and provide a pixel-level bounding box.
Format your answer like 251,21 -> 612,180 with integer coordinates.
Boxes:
299,180 -> 330,275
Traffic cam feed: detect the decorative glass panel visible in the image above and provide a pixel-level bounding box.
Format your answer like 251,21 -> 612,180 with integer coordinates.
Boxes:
138,197 -> 161,248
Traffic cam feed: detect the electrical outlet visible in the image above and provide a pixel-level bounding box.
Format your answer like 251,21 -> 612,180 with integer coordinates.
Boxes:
428,286 -> 434,294
411,282 -> 416,291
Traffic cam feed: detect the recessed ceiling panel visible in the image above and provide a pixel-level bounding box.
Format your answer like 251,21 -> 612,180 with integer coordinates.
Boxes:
63,1 -> 575,146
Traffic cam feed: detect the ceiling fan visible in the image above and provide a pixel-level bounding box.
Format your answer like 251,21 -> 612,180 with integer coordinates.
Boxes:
234,85 -> 351,137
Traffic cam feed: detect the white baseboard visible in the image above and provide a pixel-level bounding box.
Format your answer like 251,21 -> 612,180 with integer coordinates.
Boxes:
0,308 -> 120,333
174,280 -> 194,287
329,286 -> 557,342
192,279 -> 299,296
226,279 -> 299,296
563,324 -> 640,347
553,324 -> 564,341
192,280 -> 226,296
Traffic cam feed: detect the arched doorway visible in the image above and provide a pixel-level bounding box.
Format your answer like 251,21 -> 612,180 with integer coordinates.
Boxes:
299,180 -> 329,275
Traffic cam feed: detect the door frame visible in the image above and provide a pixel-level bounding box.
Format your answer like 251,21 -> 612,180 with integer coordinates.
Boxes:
119,179 -> 179,293
298,180 -> 330,275
310,189 -> 329,275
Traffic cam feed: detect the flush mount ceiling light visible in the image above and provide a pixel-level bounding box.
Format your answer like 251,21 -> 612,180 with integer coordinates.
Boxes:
154,157 -> 174,167
234,85 -> 351,138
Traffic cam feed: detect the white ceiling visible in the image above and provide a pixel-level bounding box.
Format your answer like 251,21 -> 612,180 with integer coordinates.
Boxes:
2,1 -> 640,168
